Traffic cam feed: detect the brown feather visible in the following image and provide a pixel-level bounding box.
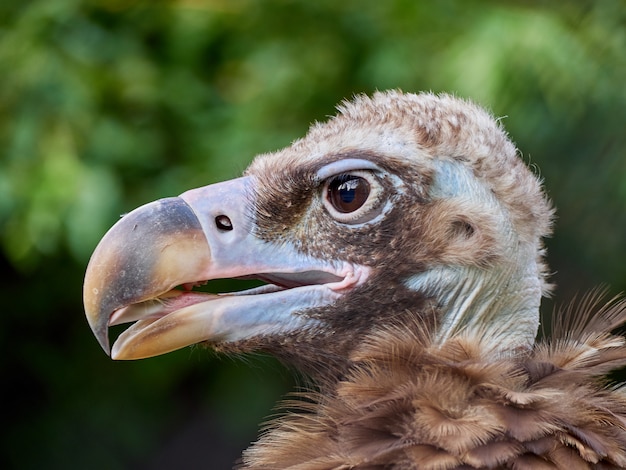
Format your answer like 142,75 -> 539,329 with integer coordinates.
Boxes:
241,296 -> 626,469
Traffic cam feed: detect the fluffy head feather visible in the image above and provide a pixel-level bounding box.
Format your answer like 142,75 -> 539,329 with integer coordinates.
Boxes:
245,91 -> 554,363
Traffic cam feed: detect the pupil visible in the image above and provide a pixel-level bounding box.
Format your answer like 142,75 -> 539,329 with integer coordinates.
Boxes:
328,175 -> 370,213
339,180 -> 359,203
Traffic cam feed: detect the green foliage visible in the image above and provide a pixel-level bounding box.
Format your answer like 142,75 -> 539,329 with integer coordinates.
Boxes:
1,1 -> 624,468
2,0 -> 625,279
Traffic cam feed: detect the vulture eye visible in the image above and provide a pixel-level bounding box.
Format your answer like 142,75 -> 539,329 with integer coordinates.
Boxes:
322,171 -> 384,224
328,175 -> 370,213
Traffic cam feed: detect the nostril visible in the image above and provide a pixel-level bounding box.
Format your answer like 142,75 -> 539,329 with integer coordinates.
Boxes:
215,215 -> 233,231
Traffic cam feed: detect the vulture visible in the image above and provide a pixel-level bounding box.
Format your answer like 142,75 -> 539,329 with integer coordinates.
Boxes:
84,91 -> 626,469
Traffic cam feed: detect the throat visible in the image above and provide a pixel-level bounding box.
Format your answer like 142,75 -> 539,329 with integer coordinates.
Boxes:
405,263 -> 542,353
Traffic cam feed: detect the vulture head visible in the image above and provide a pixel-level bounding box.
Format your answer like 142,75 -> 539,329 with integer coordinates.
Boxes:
84,91 -> 626,468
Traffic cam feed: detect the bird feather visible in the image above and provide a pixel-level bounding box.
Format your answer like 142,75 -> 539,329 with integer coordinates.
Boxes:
241,294 -> 626,469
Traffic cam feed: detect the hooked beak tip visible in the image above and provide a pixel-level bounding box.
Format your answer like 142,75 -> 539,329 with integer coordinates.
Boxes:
96,328 -> 111,356
82,196 -> 211,359
86,310 -> 111,356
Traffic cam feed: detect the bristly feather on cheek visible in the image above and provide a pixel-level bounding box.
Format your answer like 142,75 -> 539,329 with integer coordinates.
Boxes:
249,164 -> 320,242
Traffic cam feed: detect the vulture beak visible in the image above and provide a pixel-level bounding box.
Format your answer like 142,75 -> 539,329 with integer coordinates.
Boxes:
84,177 -> 368,360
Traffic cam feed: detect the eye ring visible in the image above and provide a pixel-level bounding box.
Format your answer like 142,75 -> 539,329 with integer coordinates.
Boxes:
322,170 -> 384,224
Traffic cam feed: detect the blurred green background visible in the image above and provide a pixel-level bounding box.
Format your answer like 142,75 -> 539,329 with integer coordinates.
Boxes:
1,0 -> 625,468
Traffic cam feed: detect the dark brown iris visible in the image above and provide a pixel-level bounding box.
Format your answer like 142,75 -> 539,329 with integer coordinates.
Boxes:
327,175 -> 370,213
